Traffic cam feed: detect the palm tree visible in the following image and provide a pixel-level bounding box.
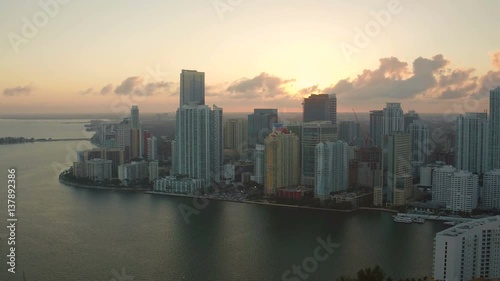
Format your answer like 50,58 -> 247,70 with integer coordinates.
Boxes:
357,266 -> 385,281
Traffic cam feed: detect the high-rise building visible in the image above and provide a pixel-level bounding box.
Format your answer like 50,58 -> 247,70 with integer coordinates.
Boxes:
118,160 -> 149,183
247,109 -> 278,150
433,216 -> 500,281
148,161 -> 159,182
301,121 -> 336,185
403,110 -> 420,131
180,69 -> 205,106
338,121 -> 360,144
130,128 -> 141,159
85,159 -> 113,181
483,169 -> 500,209
315,141 -> 349,198
224,119 -> 248,154
250,144 -> 265,184
489,87 -> 500,170
383,102 -> 404,135
449,170 -> 478,212
381,133 -> 412,206
173,104 -> 223,186
369,110 -> 384,147
432,165 -> 457,207
408,120 -> 430,177
352,147 -> 382,188
131,105 -> 139,129
264,129 -> 300,195
303,94 -> 337,127
147,136 -> 158,161
456,112 -> 488,174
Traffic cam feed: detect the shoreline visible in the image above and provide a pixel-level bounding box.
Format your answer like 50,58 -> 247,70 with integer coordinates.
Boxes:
59,179 -> 400,214
58,178 -> 149,192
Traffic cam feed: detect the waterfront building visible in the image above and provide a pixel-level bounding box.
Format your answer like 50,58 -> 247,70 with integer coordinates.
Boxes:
301,121 -> 336,186
76,148 -> 125,177
149,161 -> 159,182
408,120 -> 430,177
455,112 -> 488,175
250,144 -> 265,184
154,176 -> 205,194
85,158 -> 113,181
431,165 -> 457,207
449,170 -> 478,212
118,160 -> 149,183
381,133 -> 412,206
173,104 -> 223,186
419,161 -> 446,189
433,216 -> 500,281
483,169 -> 500,209
315,141 -> 349,199
264,129 -> 300,195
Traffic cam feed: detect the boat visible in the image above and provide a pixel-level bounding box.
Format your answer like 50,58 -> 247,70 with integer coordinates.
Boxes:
393,215 -> 413,223
413,217 -> 425,224
443,221 -> 456,226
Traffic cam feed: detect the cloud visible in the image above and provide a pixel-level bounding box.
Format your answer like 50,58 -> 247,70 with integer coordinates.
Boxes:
3,85 -> 34,96
78,88 -> 94,95
225,73 -> 295,99
114,76 -> 175,96
100,84 -> 114,95
320,53 -> 500,102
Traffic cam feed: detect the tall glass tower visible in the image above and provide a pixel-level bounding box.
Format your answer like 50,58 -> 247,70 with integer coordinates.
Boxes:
180,70 -> 205,107
489,87 -> 500,170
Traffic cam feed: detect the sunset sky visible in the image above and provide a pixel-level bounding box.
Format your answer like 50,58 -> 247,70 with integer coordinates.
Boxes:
1,0 -> 500,114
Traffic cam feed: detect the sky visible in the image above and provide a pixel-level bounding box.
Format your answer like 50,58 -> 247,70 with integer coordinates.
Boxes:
1,0 -> 499,114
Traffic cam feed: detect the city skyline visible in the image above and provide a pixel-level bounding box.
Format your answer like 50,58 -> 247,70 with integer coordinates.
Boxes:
1,1 -> 500,114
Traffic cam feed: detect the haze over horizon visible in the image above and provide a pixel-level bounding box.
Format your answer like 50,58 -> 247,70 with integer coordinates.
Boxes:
1,0 -> 500,114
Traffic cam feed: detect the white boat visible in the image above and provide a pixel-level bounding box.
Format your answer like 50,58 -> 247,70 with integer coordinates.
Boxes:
393,215 -> 412,223
413,217 -> 425,224
443,221 -> 456,226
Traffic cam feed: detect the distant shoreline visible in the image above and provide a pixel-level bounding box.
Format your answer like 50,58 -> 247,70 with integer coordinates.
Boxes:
59,178 -> 398,214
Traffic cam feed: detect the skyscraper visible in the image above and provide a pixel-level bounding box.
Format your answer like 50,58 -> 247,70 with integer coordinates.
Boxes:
173,104 -> 223,186
180,69 -> 205,107
250,144 -> 265,184
489,87 -> 500,170
131,105 -> 139,129
403,110 -> 420,131
381,133 -> 412,206
432,165 -> 457,207
433,216 -> 500,281
264,129 -> 300,195
456,112 -> 488,174
408,120 -> 430,177
449,170 -> 478,212
483,169 -> 500,209
301,121 -> 336,185
247,109 -> 278,151
338,121 -> 360,144
303,94 -> 337,127
315,141 -> 349,198
369,110 -> 384,147
383,102 -> 404,135
147,136 -> 158,161
224,119 -> 248,152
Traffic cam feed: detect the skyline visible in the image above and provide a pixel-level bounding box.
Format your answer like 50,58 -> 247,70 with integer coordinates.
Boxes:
1,0 -> 500,114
